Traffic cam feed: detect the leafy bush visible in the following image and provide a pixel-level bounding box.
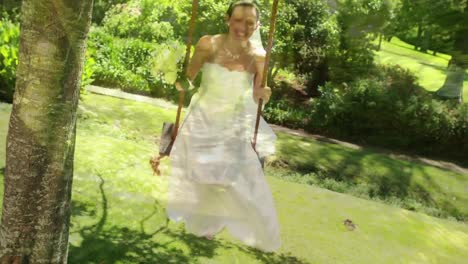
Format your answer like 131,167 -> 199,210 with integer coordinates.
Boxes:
0,17 -> 19,103
102,0 -> 175,42
87,26 -> 186,101
328,0 -> 393,84
80,54 -> 96,95
265,64 -> 467,162
311,66 -> 467,160
0,14 -> 97,102
92,0 -> 132,25
0,0 -> 21,23
263,98 -> 309,129
271,0 -> 340,95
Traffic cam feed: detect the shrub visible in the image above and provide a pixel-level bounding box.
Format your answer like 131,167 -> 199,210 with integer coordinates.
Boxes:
265,64 -> 467,162
87,26 -> 187,101
102,0 -> 175,42
0,17 -> 19,103
307,65 -> 467,160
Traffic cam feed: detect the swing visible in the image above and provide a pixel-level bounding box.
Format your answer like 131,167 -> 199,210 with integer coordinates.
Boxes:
150,0 -> 280,176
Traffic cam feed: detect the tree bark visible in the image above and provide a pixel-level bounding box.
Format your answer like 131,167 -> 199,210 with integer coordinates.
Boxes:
415,23 -> 423,50
377,33 -> 383,51
308,58 -> 329,97
0,0 -> 93,263
436,59 -> 465,102
437,18 -> 468,103
421,27 -> 432,53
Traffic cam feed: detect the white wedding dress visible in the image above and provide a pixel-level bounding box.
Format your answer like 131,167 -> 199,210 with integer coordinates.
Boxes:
165,62 -> 281,252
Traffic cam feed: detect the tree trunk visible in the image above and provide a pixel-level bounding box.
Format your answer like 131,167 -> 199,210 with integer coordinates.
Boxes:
377,33 -> 383,51
0,0 -> 93,263
421,28 -> 432,53
436,59 -> 465,103
436,20 -> 468,103
308,58 -> 329,97
415,23 -> 423,50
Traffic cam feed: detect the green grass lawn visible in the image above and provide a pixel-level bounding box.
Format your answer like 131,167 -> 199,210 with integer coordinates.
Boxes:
375,37 -> 467,101
270,133 -> 468,221
1,95 -> 467,263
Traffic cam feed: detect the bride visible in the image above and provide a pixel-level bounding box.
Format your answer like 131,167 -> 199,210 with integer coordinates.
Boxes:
165,0 -> 281,252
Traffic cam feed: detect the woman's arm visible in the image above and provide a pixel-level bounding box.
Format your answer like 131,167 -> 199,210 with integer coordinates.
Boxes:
186,35 -> 213,81
253,53 -> 265,90
252,52 -> 272,104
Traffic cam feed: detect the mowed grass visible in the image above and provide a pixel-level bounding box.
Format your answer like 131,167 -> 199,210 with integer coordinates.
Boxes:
374,37 -> 467,100
0,95 -> 467,263
269,132 -> 468,222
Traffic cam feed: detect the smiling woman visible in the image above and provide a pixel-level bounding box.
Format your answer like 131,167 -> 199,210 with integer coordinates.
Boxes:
164,0 -> 282,253
226,0 -> 259,40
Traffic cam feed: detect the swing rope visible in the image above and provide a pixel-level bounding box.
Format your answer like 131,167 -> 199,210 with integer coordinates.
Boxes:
149,0 -> 199,176
252,0 -> 279,152
173,0 -> 200,141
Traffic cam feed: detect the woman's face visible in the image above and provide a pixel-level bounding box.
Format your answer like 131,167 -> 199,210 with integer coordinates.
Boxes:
226,5 -> 259,41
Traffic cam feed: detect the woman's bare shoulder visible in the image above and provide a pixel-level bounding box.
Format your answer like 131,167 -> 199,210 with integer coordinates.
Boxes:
197,34 -> 225,50
252,48 -> 266,63
196,35 -> 213,51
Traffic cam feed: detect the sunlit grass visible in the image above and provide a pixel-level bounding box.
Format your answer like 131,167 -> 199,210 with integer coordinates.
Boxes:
375,37 -> 467,100
271,132 -> 468,221
1,96 -> 467,263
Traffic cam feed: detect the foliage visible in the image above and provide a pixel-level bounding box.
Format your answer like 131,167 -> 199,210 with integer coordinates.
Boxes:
328,0 -> 394,84
269,0 -> 340,94
0,17 -> 19,103
394,0 -> 467,57
0,0 -> 21,23
101,0 -> 175,42
263,98 -> 309,129
80,54 -> 96,94
268,0 -> 396,91
264,64 -> 467,162
87,25 -> 186,101
1,0 -> 466,161
309,65 -> 467,159
92,0 -> 132,25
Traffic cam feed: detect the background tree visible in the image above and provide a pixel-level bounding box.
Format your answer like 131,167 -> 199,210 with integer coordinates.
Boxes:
395,0 -> 455,54
280,0 -> 339,96
328,0 -> 393,84
0,0 -> 93,262
435,0 -> 467,101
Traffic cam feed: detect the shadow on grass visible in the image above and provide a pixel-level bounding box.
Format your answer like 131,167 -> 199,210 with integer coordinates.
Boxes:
274,133 -> 467,221
419,62 -> 448,73
386,41 -> 449,61
68,174 -> 309,264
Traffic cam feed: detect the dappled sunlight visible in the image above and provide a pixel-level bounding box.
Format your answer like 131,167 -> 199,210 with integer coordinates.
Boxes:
69,169 -> 309,263
274,128 -> 467,221
1,89 -> 467,263
0,0 -> 466,261
86,85 -> 179,110
394,209 -> 468,261
269,177 -> 468,263
375,37 -> 467,97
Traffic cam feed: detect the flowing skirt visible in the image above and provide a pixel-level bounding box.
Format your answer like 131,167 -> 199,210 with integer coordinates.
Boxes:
165,88 -> 281,252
